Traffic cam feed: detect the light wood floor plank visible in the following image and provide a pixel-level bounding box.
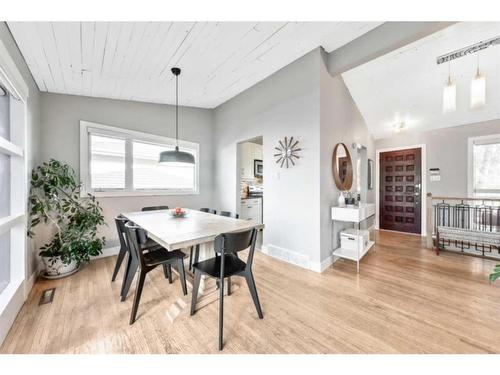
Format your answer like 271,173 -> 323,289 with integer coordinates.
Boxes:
1,230 -> 500,353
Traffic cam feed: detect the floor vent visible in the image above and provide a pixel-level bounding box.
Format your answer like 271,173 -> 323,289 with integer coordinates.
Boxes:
39,288 -> 56,305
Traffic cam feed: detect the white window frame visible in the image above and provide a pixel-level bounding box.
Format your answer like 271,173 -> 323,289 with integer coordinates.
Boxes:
80,121 -> 200,197
0,37 -> 28,346
468,133 -> 500,198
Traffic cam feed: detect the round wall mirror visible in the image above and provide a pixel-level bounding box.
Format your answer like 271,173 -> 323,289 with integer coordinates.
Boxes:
332,143 -> 353,191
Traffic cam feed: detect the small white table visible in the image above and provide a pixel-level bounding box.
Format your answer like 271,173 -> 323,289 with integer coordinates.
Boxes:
122,209 -> 264,321
331,204 -> 375,272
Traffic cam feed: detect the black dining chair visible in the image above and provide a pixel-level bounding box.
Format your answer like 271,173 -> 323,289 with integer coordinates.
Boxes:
190,228 -> 263,350
112,216 -> 167,298
115,216 -> 175,301
124,221 -> 188,325
219,211 -> 239,219
199,207 -> 217,214
141,205 -> 169,211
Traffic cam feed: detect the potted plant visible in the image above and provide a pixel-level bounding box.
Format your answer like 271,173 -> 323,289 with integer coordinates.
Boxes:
490,265 -> 500,283
28,159 -> 106,278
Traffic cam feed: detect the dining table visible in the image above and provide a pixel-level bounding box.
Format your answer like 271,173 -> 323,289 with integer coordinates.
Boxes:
122,208 -> 265,322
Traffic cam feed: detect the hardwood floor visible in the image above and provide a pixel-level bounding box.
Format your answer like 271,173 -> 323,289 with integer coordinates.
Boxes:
2,230 -> 500,354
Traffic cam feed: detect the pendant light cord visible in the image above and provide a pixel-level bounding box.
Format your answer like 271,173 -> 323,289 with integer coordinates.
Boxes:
175,73 -> 179,149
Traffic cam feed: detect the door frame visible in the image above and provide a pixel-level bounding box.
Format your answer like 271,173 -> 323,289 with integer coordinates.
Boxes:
375,144 -> 427,236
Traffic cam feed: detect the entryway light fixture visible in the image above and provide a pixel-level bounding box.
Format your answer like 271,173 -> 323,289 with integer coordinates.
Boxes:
158,67 -> 195,164
442,63 -> 456,113
470,54 -> 486,109
393,122 -> 405,133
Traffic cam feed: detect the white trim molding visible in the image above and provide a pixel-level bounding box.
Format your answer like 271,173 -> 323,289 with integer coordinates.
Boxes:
0,39 -> 28,101
375,144 -> 427,236
467,133 -> 500,198
79,120 -> 200,197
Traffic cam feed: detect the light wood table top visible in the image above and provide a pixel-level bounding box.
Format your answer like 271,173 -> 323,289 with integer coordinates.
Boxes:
122,209 -> 264,250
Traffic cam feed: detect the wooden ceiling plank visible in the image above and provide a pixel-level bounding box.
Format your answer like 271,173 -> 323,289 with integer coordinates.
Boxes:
81,22 -> 95,97
35,22 -> 69,94
91,22 -> 109,97
127,22 -> 171,102
7,22 -> 50,91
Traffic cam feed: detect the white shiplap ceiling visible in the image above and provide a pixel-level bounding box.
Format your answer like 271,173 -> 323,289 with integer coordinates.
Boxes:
342,22 -> 500,139
8,22 -> 381,108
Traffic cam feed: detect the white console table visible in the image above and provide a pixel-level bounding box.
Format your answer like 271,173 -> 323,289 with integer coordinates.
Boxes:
331,203 -> 375,272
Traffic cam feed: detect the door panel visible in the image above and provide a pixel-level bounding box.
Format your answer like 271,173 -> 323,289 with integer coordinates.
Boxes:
379,148 -> 422,234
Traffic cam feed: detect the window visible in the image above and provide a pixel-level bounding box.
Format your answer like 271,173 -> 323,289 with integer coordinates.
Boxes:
468,134 -> 500,198
81,121 -> 199,196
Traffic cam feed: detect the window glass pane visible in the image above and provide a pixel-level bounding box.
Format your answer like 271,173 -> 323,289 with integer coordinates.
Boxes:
0,153 -> 10,219
0,88 -> 10,140
133,141 -> 195,190
474,142 -> 500,191
0,230 -> 10,294
90,134 -> 125,190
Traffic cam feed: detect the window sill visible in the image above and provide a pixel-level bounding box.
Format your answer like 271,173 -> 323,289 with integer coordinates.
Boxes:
81,190 -> 200,198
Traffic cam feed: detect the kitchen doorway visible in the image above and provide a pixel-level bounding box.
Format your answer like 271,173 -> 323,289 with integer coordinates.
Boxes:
376,145 -> 427,235
236,136 -> 263,224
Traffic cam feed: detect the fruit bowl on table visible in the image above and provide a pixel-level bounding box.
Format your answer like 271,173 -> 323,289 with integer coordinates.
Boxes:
169,208 -> 188,218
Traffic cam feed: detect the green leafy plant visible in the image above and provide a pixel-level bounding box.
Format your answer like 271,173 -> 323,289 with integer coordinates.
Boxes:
28,159 -> 106,266
490,265 -> 500,283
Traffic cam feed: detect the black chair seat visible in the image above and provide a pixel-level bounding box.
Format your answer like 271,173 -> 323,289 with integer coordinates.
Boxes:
193,254 -> 246,278
141,238 -> 162,251
143,248 -> 186,267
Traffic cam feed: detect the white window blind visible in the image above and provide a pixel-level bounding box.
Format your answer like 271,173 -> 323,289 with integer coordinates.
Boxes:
81,121 -> 199,196
472,138 -> 500,197
90,134 -> 126,190
132,141 -> 195,190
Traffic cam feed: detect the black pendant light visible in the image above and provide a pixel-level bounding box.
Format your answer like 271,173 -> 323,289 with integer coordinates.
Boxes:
159,67 -> 195,164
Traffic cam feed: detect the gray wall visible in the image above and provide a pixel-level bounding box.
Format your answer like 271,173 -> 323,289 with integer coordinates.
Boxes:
213,48 -> 322,269
0,23 -> 41,281
39,93 -> 214,246
374,119 -> 500,198
319,50 -> 374,264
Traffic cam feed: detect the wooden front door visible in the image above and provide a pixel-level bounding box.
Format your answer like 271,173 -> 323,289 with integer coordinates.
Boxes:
379,148 -> 422,234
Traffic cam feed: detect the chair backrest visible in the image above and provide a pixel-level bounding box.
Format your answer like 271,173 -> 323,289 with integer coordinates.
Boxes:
114,215 -> 129,251
200,208 -> 217,214
219,211 -> 239,219
141,205 -> 169,211
124,222 -> 148,268
214,228 -> 257,269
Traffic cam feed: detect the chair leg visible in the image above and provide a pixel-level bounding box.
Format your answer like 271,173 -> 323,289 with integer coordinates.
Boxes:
193,245 -> 200,266
176,259 -> 188,296
120,253 -> 131,296
227,276 -> 232,296
111,246 -> 127,282
130,271 -> 146,325
162,264 -> 169,279
121,257 -> 138,302
167,264 -> 173,284
190,270 -> 202,316
219,276 -> 224,351
188,246 -> 193,271
244,271 -> 263,319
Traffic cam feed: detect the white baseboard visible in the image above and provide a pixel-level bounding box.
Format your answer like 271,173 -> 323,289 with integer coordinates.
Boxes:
93,245 -> 120,260
24,270 -> 37,298
309,254 -> 336,273
261,244 -> 330,273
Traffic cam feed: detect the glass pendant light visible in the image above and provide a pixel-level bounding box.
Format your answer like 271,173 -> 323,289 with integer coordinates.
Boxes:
442,62 -> 456,113
159,67 -> 195,164
470,53 -> 486,109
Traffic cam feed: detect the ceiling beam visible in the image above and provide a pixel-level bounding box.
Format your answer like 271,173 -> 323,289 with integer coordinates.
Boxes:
327,21 -> 457,76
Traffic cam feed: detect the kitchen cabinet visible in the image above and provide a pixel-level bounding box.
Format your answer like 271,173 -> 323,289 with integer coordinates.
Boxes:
240,197 -> 262,223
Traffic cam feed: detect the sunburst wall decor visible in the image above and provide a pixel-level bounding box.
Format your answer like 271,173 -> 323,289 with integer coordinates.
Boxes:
274,136 -> 301,168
